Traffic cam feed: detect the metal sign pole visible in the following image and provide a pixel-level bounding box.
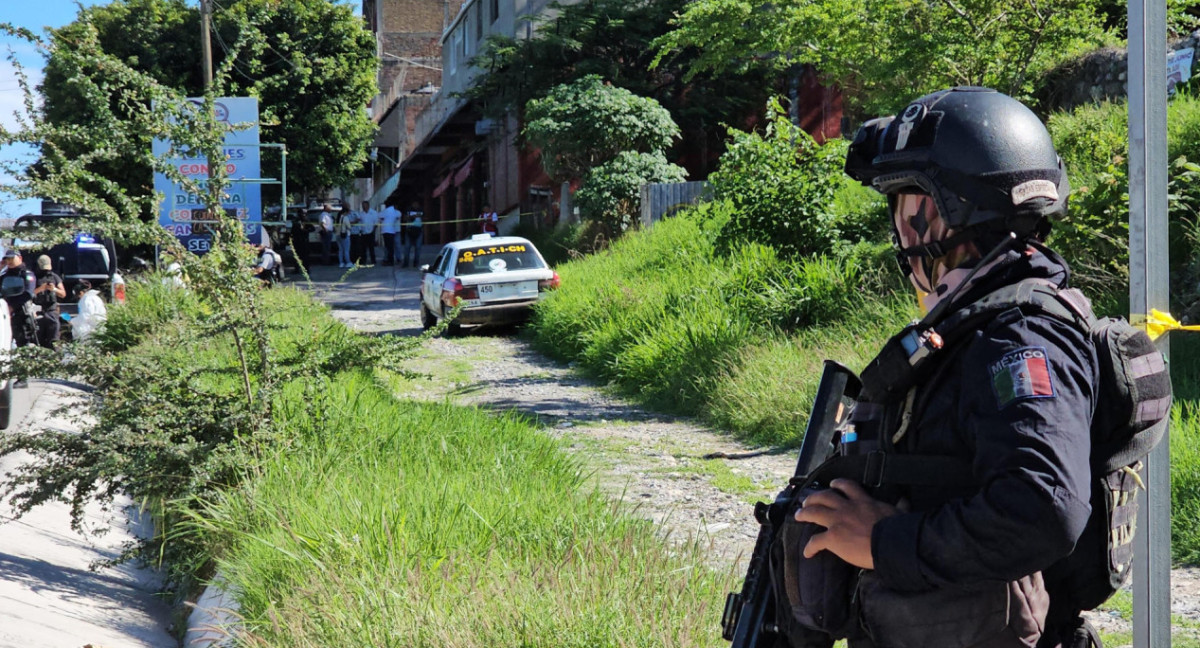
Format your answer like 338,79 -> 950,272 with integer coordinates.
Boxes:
1127,1 -> 1172,647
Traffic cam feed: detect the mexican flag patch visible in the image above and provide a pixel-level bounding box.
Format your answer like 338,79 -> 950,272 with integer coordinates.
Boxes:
990,346 -> 1056,408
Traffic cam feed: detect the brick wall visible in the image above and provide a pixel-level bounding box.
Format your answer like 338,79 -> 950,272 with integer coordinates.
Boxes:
380,0 -> 447,34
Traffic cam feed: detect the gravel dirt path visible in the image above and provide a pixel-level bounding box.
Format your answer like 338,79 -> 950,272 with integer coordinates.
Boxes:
303,260 -> 1199,646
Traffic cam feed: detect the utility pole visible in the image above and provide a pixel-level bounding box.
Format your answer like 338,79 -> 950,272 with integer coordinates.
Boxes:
200,0 -> 213,89
1127,0 -> 1171,646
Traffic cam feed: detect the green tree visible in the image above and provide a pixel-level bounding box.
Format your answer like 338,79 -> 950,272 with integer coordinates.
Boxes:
465,0 -> 776,176
214,0 -> 378,195
653,0 -> 1112,118
523,76 -> 685,235
38,0 -> 377,213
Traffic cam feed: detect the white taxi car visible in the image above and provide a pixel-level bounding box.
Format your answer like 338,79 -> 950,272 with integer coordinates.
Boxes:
419,234 -> 559,332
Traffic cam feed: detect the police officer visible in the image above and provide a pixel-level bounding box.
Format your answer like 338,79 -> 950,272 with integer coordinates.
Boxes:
1,249 -> 39,348
796,88 -> 1098,648
33,254 -> 65,349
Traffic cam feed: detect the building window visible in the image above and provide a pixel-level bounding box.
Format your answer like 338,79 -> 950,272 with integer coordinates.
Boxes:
475,4 -> 483,42
450,32 -> 461,74
462,22 -> 471,59
491,0 -> 499,23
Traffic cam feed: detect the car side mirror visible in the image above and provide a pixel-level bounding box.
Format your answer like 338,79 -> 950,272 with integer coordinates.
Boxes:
419,264 -> 430,274
0,275 -> 26,298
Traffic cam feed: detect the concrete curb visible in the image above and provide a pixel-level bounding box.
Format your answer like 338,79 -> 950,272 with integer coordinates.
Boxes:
184,572 -> 241,647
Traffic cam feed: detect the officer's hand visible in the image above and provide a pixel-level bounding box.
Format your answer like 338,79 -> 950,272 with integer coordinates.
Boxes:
794,479 -> 903,570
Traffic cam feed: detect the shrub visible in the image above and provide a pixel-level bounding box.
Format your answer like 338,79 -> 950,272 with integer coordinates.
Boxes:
1046,94 -> 1200,299
575,150 -> 687,234
95,272 -> 206,352
708,99 -> 849,258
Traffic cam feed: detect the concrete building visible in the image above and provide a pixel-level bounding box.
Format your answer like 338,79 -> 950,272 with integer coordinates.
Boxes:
362,0 -> 580,245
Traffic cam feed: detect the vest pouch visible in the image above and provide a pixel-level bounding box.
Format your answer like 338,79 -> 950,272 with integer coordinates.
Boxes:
770,486 -> 860,638
857,570 -> 1048,648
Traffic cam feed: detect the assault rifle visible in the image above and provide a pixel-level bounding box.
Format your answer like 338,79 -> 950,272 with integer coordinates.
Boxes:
720,360 -> 861,648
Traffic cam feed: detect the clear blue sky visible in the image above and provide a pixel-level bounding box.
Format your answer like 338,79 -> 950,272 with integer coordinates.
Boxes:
0,0 -> 361,218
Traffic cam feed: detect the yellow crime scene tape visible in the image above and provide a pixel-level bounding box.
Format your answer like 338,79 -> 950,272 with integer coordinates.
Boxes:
1142,309 -> 1200,341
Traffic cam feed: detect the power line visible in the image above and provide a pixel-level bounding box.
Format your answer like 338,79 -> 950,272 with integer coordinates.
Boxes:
210,0 -> 303,75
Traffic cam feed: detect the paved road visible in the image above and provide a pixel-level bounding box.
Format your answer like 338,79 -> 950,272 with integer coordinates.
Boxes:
291,255 -> 429,337
0,381 -> 175,648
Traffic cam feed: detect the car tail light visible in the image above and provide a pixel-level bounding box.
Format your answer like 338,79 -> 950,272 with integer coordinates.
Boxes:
441,278 -> 478,307
538,272 -> 561,292
112,271 -> 126,304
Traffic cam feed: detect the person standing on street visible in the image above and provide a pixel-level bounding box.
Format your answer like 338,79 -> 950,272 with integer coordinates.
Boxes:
290,210 -> 309,267
785,87 -> 1124,648
318,203 -> 335,265
355,200 -> 379,265
380,200 -> 401,266
336,206 -> 353,268
1,249 -> 39,348
33,255 -> 65,349
479,203 -> 499,236
359,200 -> 379,266
349,203 -> 366,265
402,201 -> 424,268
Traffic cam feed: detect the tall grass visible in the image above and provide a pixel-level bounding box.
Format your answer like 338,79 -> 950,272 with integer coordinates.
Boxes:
94,281 -> 736,645
530,212 -> 910,446
192,372 -> 733,646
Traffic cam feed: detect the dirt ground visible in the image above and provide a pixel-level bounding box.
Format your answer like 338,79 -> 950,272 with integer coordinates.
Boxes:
302,259 -> 1199,646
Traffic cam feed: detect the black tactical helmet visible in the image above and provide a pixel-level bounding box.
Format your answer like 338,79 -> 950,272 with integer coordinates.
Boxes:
845,87 -> 1069,250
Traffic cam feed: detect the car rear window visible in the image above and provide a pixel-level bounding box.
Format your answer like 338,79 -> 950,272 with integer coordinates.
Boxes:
455,243 -> 544,275
76,248 -> 110,276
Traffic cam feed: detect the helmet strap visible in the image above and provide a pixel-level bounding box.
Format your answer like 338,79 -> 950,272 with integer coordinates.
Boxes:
921,232 -> 1022,325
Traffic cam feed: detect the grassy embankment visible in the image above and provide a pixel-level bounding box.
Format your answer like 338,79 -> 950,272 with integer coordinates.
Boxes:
109,284 -> 733,646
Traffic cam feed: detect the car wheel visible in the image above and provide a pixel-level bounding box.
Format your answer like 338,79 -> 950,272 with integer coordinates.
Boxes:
420,302 -> 436,330
442,306 -> 462,336
0,379 -> 12,430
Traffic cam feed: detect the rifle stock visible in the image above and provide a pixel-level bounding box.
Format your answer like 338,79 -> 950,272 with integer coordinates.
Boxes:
721,361 -> 860,648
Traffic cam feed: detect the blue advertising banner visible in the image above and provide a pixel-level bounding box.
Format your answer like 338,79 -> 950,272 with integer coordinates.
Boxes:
152,98 -> 262,254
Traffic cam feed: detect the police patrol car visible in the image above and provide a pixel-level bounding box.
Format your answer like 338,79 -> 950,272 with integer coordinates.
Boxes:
418,234 -> 559,332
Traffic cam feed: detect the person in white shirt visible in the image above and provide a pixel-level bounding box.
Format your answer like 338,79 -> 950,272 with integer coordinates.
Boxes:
401,201 -> 424,268
352,200 -> 376,265
252,242 -> 278,285
318,204 -> 334,265
71,280 -> 108,342
379,201 -> 401,266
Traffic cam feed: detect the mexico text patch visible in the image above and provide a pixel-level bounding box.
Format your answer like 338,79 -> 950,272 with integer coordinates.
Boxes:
989,346 -> 1056,408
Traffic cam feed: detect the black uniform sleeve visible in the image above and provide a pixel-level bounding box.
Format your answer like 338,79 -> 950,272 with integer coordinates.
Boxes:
871,308 -> 1097,591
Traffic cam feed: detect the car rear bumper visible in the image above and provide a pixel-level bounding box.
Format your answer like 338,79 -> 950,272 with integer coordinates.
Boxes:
455,299 -> 539,325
